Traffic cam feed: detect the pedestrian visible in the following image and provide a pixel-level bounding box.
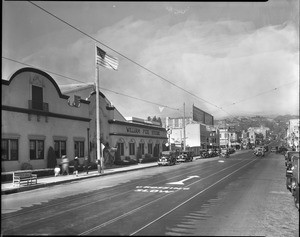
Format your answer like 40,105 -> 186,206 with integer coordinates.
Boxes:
83,156 -> 90,174
73,156 -> 79,176
61,155 -> 69,175
54,165 -> 61,177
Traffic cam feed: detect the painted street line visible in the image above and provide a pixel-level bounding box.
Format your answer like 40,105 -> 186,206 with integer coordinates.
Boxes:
167,175 -> 200,185
134,186 -> 190,193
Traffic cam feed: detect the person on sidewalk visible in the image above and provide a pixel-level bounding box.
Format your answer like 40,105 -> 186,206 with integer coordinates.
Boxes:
61,155 -> 69,175
54,165 -> 61,177
83,156 -> 90,174
73,156 -> 79,176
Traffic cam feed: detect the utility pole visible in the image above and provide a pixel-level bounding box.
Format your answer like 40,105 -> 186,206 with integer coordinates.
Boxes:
183,102 -> 186,151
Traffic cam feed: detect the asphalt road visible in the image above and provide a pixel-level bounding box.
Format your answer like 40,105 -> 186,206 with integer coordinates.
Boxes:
2,150 -> 299,236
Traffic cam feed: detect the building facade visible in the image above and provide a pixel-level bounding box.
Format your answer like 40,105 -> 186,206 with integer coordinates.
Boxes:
2,68 -> 90,172
2,68 -> 168,172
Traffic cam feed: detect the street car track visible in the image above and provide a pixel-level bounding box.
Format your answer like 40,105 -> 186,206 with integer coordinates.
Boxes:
2,157 -> 257,235
79,158 -> 258,235
1,156 -> 247,220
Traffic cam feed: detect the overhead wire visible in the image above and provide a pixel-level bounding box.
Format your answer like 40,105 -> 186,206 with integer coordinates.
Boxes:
26,1 -> 231,115
2,56 -> 180,111
219,80 -> 298,109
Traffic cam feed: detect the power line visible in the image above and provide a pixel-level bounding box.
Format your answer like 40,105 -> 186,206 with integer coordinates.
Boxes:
27,1 -> 225,112
219,80 -> 298,109
2,56 -> 179,111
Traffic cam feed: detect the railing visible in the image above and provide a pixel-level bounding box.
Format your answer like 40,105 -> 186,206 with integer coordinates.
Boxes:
28,100 -> 49,112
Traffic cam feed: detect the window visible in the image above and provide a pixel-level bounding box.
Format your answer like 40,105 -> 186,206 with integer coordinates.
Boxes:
30,140 -> 44,159
139,143 -> 145,155
32,85 -> 43,110
148,143 -> 153,154
1,139 -> 18,161
54,140 -> 66,158
74,141 -> 84,157
117,142 -> 124,156
129,142 -> 135,155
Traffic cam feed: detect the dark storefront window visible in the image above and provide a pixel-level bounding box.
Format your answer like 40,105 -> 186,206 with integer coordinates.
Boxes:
148,143 -> 153,154
74,141 -> 84,157
1,139 -> 18,161
129,142 -> 135,155
54,140 -> 66,158
117,142 -> 124,156
30,140 -> 44,160
139,143 -> 145,155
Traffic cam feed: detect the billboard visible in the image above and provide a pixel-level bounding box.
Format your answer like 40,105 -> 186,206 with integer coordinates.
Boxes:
192,105 -> 214,125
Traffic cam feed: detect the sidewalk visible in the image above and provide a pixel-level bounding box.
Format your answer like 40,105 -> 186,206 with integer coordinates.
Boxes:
1,162 -> 158,195
1,150 -> 250,195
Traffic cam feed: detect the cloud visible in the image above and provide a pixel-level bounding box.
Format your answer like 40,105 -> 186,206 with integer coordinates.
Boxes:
13,12 -> 299,119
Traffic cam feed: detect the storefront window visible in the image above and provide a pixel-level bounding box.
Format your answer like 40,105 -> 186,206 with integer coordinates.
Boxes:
129,142 -> 135,155
148,143 -> 153,154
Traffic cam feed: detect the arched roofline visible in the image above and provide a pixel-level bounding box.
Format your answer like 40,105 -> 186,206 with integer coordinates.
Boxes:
2,67 -> 69,99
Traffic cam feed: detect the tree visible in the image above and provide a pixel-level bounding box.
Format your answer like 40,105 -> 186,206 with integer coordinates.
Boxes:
157,117 -> 162,125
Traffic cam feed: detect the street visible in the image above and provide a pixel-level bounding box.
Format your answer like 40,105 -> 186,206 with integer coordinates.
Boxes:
1,151 -> 299,236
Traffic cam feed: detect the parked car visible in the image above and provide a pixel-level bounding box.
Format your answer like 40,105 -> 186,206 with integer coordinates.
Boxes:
157,151 -> 177,166
285,151 -> 299,167
291,154 -> 299,209
277,146 -> 288,154
286,153 -> 300,209
254,147 -> 265,157
176,151 -> 193,162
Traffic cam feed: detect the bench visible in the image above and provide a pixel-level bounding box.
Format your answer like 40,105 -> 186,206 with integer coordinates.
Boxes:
13,171 -> 38,187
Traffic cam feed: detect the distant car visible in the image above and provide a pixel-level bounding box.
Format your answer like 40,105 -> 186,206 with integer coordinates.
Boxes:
271,147 -> 277,152
158,151 -> 177,166
220,148 -> 229,158
176,151 -> 194,162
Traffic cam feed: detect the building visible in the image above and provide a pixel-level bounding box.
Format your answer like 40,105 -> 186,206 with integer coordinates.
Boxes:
2,68 -> 90,172
286,118 -> 299,151
60,84 -> 168,163
165,116 -> 220,155
2,67 -> 168,172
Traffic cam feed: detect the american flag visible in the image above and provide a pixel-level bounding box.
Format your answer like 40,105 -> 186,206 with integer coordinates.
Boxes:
96,46 -> 118,70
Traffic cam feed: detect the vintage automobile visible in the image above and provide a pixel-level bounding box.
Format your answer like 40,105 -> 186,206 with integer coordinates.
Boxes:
219,148 -> 229,158
285,151 -> 299,167
176,151 -> 194,162
254,147 -> 265,157
286,153 -> 300,209
270,147 -> 277,152
157,151 -> 177,166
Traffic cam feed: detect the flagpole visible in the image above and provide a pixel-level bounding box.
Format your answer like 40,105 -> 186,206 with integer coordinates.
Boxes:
95,46 -> 103,174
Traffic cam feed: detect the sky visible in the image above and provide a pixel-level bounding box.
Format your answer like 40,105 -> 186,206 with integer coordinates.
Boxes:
2,1 -> 299,120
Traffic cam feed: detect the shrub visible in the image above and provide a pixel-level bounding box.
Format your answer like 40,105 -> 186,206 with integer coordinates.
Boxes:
114,158 -> 137,166
140,154 -> 157,163
21,163 -> 33,170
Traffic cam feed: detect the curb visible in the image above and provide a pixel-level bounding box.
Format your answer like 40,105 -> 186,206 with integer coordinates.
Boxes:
1,164 -> 158,195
